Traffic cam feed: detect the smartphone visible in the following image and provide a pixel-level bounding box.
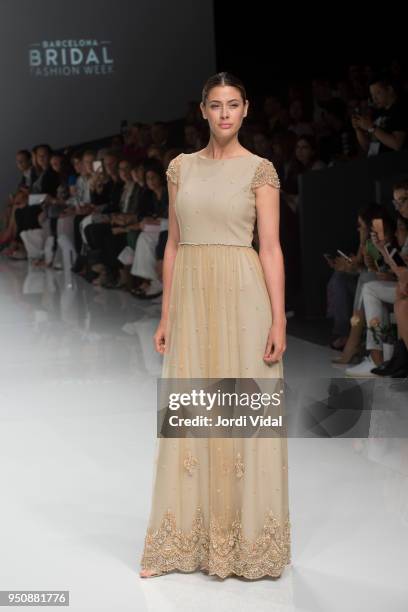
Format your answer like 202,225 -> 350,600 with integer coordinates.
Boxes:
28,194 -> 47,206
372,218 -> 385,241
385,245 -> 407,268
92,160 -> 103,173
337,249 -> 352,262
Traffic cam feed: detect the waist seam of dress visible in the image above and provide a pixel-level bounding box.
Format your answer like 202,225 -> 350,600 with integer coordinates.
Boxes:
178,242 -> 253,248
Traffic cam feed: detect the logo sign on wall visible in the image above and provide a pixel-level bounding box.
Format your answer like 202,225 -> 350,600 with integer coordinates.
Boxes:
29,39 -> 114,77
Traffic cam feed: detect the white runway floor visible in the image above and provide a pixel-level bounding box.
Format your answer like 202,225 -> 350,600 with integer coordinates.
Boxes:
0,257 -> 407,612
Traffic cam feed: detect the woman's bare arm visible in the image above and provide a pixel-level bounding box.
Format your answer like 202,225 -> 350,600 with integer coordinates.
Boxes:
255,183 -> 287,361
153,178 -> 180,354
159,180 -> 180,324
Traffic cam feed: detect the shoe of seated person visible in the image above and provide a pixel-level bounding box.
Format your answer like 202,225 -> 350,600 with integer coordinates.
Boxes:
371,340 -> 408,377
136,279 -> 163,299
371,359 -> 394,376
345,355 -> 378,377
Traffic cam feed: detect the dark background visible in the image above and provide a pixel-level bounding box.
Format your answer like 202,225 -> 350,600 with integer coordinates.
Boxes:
213,9 -> 406,96
0,0 -> 216,203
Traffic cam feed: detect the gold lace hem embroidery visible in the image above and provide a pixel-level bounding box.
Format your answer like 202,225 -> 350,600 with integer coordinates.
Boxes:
141,506 -> 291,580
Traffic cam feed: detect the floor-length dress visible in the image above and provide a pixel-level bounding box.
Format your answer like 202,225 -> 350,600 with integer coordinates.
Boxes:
140,151 -> 291,579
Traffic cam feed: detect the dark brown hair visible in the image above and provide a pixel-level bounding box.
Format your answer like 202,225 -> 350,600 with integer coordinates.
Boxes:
201,71 -> 247,105
393,177 -> 408,191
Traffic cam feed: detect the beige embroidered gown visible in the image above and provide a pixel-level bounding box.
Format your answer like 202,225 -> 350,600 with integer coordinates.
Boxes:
140,151 -> 291,579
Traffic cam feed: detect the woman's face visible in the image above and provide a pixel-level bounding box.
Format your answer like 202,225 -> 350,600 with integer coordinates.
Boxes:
131,165 -> 144,184
118,161 -> 132,183
36,147 -> 50,171
146,170 -> 162,191
295,140 -> 313,164
200,85 -> 248,140
82,153 -> 95,175
103,154 -> 118,177
16,153 -> 31,172
50,155 -> 62,173
396,218 -> 408,247
71,158 -> 82,174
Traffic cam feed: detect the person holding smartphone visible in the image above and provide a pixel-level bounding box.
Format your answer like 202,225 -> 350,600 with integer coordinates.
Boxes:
327,205 -> 391,362
352,74 -> 407,157
345,213 -> 407,377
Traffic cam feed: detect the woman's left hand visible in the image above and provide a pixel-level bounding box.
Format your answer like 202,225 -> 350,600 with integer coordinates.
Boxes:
264,321 -> 286,364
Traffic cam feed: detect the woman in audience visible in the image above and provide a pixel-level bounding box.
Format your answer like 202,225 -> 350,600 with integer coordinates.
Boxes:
328,205 -> 388,360
331,206 -> 397,364
351,188 -> 407,377
50,152 -> 71,194
129,163 -> 169,299
281,135 -> 326,212
89,159 -> 153,287
366,213 -> 408,377
344,214 -> 403,376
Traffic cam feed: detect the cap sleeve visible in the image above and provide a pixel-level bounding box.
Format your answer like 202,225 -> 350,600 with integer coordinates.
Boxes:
166,153 -> 183,186
251,158 -> 280,191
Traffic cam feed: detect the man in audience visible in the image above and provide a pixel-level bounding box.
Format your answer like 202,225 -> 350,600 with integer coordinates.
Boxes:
352,74 -> 407,156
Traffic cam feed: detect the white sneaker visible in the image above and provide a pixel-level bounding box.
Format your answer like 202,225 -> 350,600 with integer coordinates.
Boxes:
144,279 -> 163,296
345,355 -> 378,377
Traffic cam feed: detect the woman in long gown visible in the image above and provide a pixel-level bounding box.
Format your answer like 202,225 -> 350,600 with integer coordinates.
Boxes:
140,72 -> 291,580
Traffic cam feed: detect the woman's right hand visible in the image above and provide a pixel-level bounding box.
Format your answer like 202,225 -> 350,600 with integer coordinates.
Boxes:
154,319 -> 167,354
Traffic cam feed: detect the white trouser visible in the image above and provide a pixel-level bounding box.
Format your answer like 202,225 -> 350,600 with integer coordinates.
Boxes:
362,280 -> 397,350
79,214 -> 93,246
118,245 -> 135,266
20,229 -> 45,259
131,231 -> 160,280
353,270 -> 378,311
44,217 -> 76,268
130,220 -> 168,280
56,216 -> 76,269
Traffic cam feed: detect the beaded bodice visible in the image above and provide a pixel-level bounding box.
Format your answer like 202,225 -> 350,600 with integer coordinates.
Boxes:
166,151 -> 280,248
